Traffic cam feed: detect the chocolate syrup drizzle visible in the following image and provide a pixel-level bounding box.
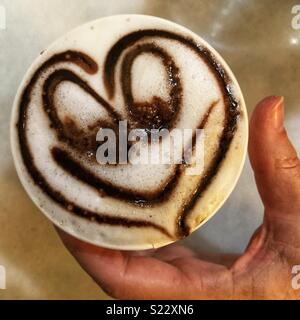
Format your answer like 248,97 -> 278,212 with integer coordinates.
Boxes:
17,30 -> 239,240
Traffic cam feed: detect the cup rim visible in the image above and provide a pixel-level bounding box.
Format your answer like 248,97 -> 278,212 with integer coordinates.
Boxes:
10,14 -> 248,250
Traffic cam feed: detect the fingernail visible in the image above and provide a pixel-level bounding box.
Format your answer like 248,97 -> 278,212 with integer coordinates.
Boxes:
272,96 -> 284,130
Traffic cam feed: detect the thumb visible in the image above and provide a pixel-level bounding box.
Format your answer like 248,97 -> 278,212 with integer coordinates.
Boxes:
249,96 -> 300,242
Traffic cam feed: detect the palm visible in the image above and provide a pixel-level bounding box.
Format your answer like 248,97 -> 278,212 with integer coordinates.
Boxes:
57,97 -> 300,299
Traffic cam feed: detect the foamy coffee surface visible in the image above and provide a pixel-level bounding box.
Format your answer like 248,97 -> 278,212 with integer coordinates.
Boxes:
11,15 -> 248,249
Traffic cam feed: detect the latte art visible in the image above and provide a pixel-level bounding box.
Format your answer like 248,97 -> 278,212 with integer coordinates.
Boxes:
11,15 -> 248,249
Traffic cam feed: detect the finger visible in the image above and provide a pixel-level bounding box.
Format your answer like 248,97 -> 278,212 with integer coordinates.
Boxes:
152,244 -> 196,261
249,96 -> 300,214
56,228 -> 191,299
56,228 -> 235,299
249,96 -> 300,242
122,243 -> 195,260
197,252 -> 240,267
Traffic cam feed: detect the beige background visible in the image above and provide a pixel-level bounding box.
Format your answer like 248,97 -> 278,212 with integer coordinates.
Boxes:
0,0 -> 299,299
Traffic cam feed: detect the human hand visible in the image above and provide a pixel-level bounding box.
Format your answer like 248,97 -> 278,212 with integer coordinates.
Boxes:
56,96 -> 300,299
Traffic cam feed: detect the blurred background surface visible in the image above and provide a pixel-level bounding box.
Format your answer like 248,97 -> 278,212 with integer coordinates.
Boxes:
0,0 -> 299,299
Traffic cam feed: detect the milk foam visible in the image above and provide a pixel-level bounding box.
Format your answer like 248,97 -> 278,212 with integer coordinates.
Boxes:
11,15 -> 248,249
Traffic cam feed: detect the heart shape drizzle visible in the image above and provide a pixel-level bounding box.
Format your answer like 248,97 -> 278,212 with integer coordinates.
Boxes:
17,29 -> 239,239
